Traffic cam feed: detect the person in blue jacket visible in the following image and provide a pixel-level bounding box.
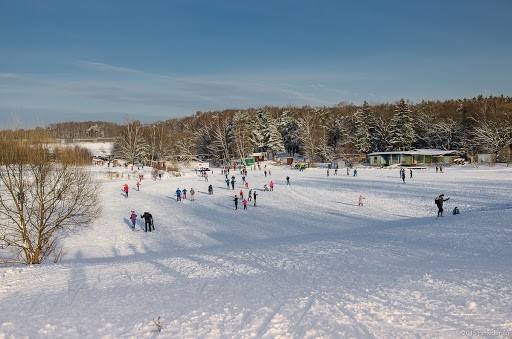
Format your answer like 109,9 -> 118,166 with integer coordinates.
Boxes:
176,188 -> 182,201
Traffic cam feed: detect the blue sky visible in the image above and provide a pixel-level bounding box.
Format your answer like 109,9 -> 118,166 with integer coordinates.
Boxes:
1,0 -> 511,128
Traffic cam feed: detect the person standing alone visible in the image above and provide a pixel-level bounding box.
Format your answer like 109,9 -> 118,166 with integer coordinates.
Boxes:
435,194 -> 450,217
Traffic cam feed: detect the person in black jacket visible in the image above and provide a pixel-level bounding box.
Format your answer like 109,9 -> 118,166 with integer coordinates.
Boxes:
435,194 -> 450,218
140,212 -> 154,232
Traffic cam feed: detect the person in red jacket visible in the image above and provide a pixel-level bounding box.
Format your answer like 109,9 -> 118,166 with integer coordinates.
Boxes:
123,184 -> 129,198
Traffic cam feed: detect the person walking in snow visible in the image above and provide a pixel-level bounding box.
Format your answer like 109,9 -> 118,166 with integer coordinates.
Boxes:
269,180 -> 274,192
286,176 -> 290,185
136,181 -> 140,191
239,189 -> 244,199
242,197 -> 248,210
253,191 -> 258,206
225,178 -> 230,189
435,194 -> 450,218
129,211 -> 137,229
233,195 -> 239,210
208,184 -> 213,195
401,170 -> 406,183
409,169 -> 413,178
248,189 -> 252,201
190,188 -> 195,201
358,195 -> 365,207
176,188 -> 182,201
231,177 -> 236,190
182,188 -> 187,199
140,212 -> 154,232
123,184 -> 129,198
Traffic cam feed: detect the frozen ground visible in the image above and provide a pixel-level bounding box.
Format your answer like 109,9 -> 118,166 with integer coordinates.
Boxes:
1,159 -> 511,338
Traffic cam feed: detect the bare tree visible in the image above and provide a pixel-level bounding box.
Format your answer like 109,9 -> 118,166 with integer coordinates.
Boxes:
472,116 -> 512,162
0,134 -> 101,264
113,119 -> 149,165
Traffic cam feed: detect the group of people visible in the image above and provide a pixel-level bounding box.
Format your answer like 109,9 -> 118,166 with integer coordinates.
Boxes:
129,211 -> 154,232
233,189 -> 258,209
175,187 -> 195,201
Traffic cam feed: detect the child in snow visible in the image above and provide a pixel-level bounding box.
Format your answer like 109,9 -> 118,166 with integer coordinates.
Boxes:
248,189 -> 252,201
130,211 -> 137,229
182,188 -> 187,199
136,181 -> 140,191
243,198 -> 248,210
358,195 -> 365,207
190,188 -> 195,201
123,184 -> 129,197
176,188 -> 182,201
269,181 -> 274,191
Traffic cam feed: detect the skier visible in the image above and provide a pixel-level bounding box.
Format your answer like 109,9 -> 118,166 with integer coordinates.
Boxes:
140,212 -> 154,232
269,180 -> 274,192
182,188 -> 187,199
208,184 -> 213,195
435,194 -> 450,217
353,169 -> 358,177
123,184 -> 129,198
253,191 -> 258,206
225,178 -> 230,189
248,189 -> 252,201
129,210 -> 137,230
401,170 -> 406,183
176,188 -> 182,201
242,197 -> 248,210
286,176 -> 290,185
358,195 -> 365,207
233,195 -> 239,210
190,188 -> 195,201
231,177 -> 236,190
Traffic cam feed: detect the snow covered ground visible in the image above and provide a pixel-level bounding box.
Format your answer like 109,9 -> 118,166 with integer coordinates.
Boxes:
1,159 -> 511,338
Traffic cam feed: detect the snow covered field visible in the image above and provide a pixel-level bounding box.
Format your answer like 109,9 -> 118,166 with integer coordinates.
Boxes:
1,160 -> 511,338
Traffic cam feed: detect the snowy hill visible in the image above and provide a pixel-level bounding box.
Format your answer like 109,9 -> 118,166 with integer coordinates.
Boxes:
1,161 -> 511,338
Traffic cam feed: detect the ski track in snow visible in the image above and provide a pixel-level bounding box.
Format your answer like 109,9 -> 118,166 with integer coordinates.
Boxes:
1,161 -> 512,338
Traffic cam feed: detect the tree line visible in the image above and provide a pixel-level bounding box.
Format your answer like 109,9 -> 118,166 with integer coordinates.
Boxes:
4,95 -> 512,164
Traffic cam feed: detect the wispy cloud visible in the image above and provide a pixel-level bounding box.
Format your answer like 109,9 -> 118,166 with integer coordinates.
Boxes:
74,60 -> 142,74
